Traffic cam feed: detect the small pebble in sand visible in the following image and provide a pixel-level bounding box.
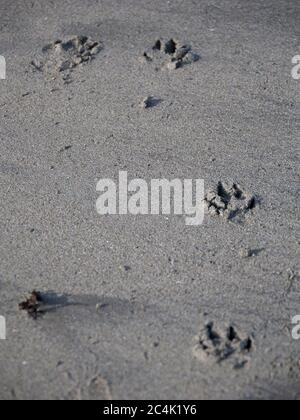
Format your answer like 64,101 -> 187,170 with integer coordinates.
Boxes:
239,248 -> 252,258
19,291 -> 43,319
140,96 -> 161,109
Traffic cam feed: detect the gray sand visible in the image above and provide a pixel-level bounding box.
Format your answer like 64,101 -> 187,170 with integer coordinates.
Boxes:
0,0 -> 299,400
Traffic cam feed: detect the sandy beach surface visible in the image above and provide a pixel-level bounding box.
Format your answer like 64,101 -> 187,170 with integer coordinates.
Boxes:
0,0 -> 299,400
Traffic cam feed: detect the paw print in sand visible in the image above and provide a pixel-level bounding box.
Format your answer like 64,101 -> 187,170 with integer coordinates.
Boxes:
193,322 -> 254,369
204,182 -> 258,222
141,38 -> 200,70
31,36 -> 103,80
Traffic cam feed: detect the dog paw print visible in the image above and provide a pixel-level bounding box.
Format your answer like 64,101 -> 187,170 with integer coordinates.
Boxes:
193,322 -> 254,369
141,38 -> 200,70
31,36 -> 103,80
204,182 -> 258,222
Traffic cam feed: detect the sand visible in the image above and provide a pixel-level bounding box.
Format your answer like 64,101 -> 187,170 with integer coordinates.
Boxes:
0,0 -> 299,400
